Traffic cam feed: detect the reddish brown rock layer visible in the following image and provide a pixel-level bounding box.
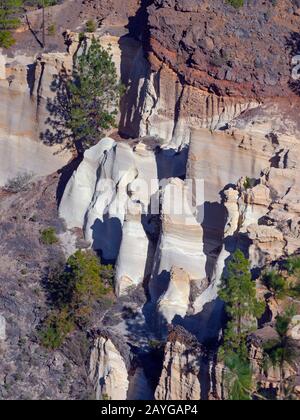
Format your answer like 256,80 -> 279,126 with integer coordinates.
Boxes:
146,0 -> 300,100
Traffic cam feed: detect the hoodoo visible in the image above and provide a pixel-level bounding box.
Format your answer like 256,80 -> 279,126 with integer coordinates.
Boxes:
0,0 -> 300,401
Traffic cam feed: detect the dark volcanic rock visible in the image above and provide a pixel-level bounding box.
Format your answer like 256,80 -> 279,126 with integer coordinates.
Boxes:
146,0 -> 300,99
0,175 -> 94,400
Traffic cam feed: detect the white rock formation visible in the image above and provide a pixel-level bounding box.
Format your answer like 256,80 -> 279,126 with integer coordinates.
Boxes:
149,178 -> 206,302
115,206 -> 152,296
89,336 -> 129,400
58,33 -> 300,340
192,187 -> 239,313
239,183 -> 272,230
60,137 -> 160,264
247,224 -> 285,267
224,162 -> 300,268
0,29 -> 143,186
59,137 -> 116,228
157,266 -> 190,326
0,52 -> 72,185
155,326 -> 226,400
155,335 -> 201,400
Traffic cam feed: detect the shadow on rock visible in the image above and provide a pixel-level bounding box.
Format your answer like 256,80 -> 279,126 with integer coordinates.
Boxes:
91,216 -> 123,265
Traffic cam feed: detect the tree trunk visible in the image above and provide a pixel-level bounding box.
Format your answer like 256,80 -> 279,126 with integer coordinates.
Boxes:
42,5 -> 45,48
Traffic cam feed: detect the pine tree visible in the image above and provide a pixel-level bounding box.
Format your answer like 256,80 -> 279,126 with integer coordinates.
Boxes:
263,306 -> 297,400
218,249 -> 265,400
39,250 -> 113,349
223,353 -> 253,400
219,249 -> 265,355
0,0 -> 23,48
66,37 -> 123,152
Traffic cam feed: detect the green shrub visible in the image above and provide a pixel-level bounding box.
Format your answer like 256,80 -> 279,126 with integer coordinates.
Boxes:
263,271 -> 287,300
285,256 -> 300,275
243,176 -> 256,190
39,250 -> 113,349
218,249 -> 265,400
40,228 -> 59,245
99,264 -> 115,288
0,0 -> 23,48
47,23 -> 56,36
284,256 -> 300,298
0,30 -> 16,48
85,19 -> 96,33
226,0 -> 244,8
288,284 -> 300,299
39,308 -> 74,350
66,250 -> 111,323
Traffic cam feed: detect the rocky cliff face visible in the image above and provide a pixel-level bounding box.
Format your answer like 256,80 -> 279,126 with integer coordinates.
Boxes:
0,0 -> 142,186
57,1 -> 300,400
155,326 -> 225,400
89,332 -> 130,400
249,326 -> 300,398
1,0 -> 300,400
156,323 -> 300,401
0,175 -> 96,400
155,327 -> 203,400
222,152 -> 300,268
147,0 -> 300,99
121,0 -> 300,144
0,52 -> 72,185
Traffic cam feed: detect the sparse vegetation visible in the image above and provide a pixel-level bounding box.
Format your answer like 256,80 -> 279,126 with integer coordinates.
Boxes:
263,257 -> 300,300
4,171 -> 34,193
262,270 -> 287,301
219,249 -> 265,356
263,306 -> 297,400
285,256 -> 300,276
40,227 -> 58,245
99,263 -> 115,288
47,22 -> 55,35
39,308 -> 74,350
85,19 -> 96,33
0,0 -> 23,48
24,1 -> 60,47
284,256 -> 300,298
39,250 -> 113,349
243,176 -> 256,190
223,352 -> 253,400
0,30 -> 16,48
226,0 -> 244,9
149,339 -> 163,350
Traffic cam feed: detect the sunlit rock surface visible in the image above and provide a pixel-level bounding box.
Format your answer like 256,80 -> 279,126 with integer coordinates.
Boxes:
89,335 -> 129,400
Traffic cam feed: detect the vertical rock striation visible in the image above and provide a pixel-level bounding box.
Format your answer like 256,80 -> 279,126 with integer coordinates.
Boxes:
89,333 -> 130,400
